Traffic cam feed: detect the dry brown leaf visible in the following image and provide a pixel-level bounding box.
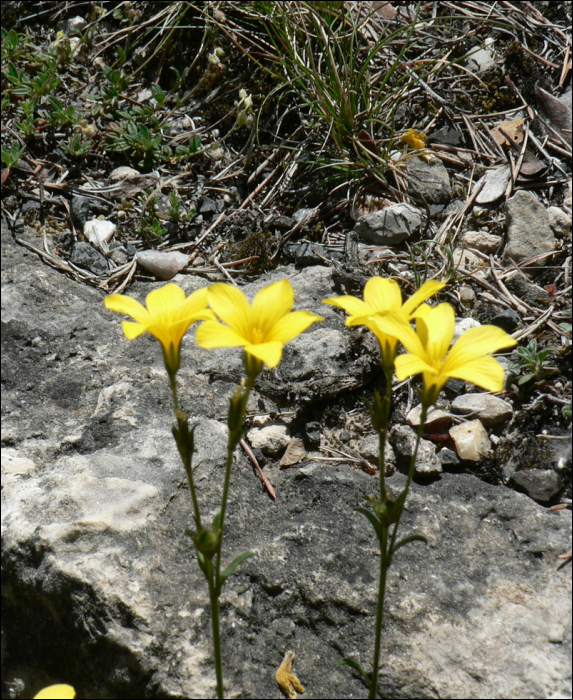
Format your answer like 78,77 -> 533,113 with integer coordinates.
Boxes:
490,117 -> 524,147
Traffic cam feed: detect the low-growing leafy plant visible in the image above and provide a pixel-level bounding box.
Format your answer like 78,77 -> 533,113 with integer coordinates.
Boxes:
1,141 -> 26,167
510,338 -> 559,387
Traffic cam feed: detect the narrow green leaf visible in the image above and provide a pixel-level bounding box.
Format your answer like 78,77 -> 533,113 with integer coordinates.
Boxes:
340,658 -> 370,685
219,551 -> 255,589
391,534 -> 428,556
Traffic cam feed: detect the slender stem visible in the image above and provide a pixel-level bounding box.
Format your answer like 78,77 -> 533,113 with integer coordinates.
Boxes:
169,371 -> 202,527
206,559 -> 224,699
218,375 -> 254,537
388,403 -> 428,566
378,367 -> 393,503
369,526 -> 388,700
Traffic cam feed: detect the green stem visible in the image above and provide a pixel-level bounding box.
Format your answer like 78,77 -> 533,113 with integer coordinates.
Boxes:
369,527 -> 388,700
206,559 -> 224,699
369,367 -> 393,700
218,374 -> 255,539
169,371 -> 202,527
387,403 -> 428,567
378,367 -> 393,503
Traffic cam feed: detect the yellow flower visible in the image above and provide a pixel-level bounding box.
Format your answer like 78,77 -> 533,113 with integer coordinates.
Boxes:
34,685 -> 76,700
372,302 -> 518,405
195,279 -> 323,372
322,277 -> 445,368
104,283 -> 215,375
276,651 -> 304,699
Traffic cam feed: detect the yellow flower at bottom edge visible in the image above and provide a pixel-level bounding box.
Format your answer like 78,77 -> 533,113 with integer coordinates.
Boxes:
323,276 -> 445,369
34,685 -> 76,699
195,279 -> 324,370
104,283 -> 215,375
371,302 -> 518,405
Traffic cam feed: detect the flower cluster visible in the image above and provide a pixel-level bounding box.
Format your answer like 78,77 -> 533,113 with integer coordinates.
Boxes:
105,274 -> 517,700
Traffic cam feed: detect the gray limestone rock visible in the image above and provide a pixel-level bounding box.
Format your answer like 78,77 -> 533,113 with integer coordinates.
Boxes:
1,218 -> 571,700
403,155 -> 452,204
354,203 -> 423,245
505,191 -> 557,265
451,394 -> 514,427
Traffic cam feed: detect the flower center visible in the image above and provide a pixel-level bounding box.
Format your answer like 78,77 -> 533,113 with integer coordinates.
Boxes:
251,327 -> 265,344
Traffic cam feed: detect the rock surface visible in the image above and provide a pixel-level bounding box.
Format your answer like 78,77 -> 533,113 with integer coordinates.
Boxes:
2,219 -> 571,700
451,394 -> 514,427
505,190 -> 557,265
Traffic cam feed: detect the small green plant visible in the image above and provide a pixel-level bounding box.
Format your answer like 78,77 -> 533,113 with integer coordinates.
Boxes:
1,27 -> 31,62
1,141 -> 26,167
40,96 -> 78,128
61,133 -> 93,158
558,309 -> 572,335
510,338 -> 558,386
167,190 -> 195,223
107,121 -> 169,168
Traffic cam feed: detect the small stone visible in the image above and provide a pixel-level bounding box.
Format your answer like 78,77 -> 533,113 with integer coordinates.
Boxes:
490,308 -> 521,333
406,405 -> 452,429
292,208 -> 315,224
460,230 -> 502,254
354,434 -> 396,472
193,256 -> 206,267
505,191 -> 557,265
199,197 -> 218,215
280,438 -> 307,467
443,378 -> 466,398
70,242 -> 108,275
453,248 -> 483,270
110,166 -> 140,180
391,424 -> 442,476
437,447 -> 460,467
403,156 -> 452,204
339,430 -> 351,444
509,469 -> 562,504
474,165 -> 511,204
84,219 -> 116,251
451,394 -> 513,427
247,425 -> 290,457
354,203 -> 423,245
458,285 -> 476,302
304,421 -> 322,450
449,420 -> 491,461
136,250 -> 189,280
547,207 -> 571,235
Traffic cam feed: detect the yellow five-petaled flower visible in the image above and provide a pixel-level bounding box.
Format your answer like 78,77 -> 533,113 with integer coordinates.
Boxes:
372,302 -> 517,405
323,277 -> 445,369
195,279 -> 323,374
104,283 -> 215,376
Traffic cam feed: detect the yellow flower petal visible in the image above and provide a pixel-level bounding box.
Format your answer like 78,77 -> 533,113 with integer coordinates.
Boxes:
145,283 -> 186,316
363,277 -> 402,313
268,311 -> 324,343
370,313 -> 425,357
444,356 -> 506,393
252,279 -> 294,337
207,284 -> 252,339
445,325 -> 517,372
34,685 -> 76,700
401,280 -> 446,318
196,320 -> 249,348
424,304 -> 455,366
122,320 -> 149,340
245,341 -> 283,368
394,353 -> 437,380
104,294 -> 150,324
322,295 -> 371,317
